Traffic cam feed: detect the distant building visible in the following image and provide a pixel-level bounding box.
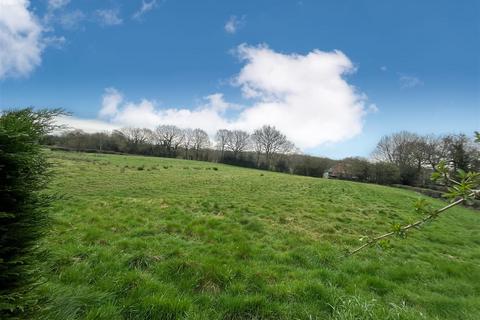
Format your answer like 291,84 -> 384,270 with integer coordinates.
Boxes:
325,162 -> 357,180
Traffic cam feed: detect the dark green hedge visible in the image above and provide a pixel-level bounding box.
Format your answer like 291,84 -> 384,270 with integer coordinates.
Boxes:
0,108 -> 62,318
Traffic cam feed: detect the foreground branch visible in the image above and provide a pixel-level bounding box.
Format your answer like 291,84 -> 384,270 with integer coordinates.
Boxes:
348,193 -> 475,256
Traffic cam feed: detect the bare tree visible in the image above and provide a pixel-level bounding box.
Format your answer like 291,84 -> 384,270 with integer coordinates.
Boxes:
181,128 -> 194,159
215,129 -> 230,160
226,130 -> 250,158
155,125 -> 184,156
191,128 -> 210,160
118,127 -> 150,144
117,127 -> 151,152
373,131 -> 417,164
422,135 -> 449,170
372,131 -> 426,184
90,131 -> 110,151
252,125 -> 291,168
252,132 -> 263,166
279,140 -> 295,155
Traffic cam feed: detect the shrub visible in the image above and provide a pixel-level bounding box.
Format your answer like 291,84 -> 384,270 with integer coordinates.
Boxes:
0,108 -> 63,317
371,162 -> 401,185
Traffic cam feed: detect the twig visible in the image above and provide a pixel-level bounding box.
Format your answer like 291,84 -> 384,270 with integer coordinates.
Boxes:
348,194 -> 473,256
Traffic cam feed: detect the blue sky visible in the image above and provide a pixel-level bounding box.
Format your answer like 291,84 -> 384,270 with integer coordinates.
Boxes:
0,0 -> 479,158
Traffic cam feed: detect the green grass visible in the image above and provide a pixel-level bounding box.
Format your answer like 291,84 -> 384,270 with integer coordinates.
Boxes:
35,151 -> 480,319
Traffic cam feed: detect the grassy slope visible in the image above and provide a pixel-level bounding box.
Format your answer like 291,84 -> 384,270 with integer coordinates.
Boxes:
36,151 -> 480,319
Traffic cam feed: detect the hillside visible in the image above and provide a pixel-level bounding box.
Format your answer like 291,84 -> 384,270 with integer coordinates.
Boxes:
36,151 -> 480,319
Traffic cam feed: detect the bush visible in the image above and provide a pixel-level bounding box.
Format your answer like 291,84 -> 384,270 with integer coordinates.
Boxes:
371,162 -> 401,185
0,108 -> 63,317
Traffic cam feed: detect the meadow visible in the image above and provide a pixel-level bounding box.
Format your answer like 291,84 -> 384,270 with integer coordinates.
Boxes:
36,151 -> 480,319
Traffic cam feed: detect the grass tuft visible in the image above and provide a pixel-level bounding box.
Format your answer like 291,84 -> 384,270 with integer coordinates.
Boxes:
126,254 -> 157,271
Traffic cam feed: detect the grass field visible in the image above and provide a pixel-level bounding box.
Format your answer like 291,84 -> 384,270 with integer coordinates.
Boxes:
35,151 -> 480,319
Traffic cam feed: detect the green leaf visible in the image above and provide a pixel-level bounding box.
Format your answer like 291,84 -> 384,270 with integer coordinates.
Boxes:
430,171 -> 442,182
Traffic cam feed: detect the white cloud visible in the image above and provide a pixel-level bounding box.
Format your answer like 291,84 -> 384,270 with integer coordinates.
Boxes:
0,0 -> 44,79
399,74 -> 423,89
61,44 -> 372,150
56,116 -> 120,133
99,87 -> 123,118
380,66 -> 387,71
133,0 -> 158,20
96,9 -> 123,26
232,44 -> 367,148
92,91 -> 232,135
224,15 -> 245,34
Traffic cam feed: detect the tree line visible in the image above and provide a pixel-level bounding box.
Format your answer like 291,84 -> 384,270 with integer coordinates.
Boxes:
44,124 -> 338,176
44,125 -> 479,188
330,131 -> 479,187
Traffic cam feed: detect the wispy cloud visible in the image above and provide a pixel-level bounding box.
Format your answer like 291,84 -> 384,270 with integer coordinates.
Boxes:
380,66 -> 387,71
133,0 -> 158,20
367,104 -> 379,113
47,0 -> 70,10
95,9 -> 123,26
58,9 -> 86,30
399,74 -> 423,89
224,15 -> 245,34
43,35 -> 66,49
